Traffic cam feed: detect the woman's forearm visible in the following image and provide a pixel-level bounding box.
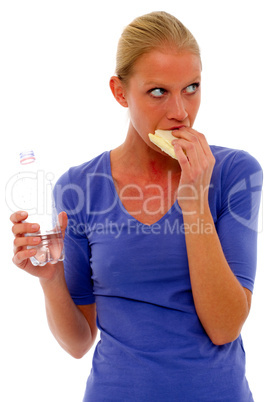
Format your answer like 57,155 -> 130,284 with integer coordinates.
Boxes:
39,263 -> 95,358
183,207 -> 250,345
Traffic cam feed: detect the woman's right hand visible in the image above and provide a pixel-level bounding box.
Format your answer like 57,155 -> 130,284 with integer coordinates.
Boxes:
10,210 -> 68,281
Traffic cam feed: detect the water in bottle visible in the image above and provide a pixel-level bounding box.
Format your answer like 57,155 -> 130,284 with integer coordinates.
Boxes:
7,150 -> 64,266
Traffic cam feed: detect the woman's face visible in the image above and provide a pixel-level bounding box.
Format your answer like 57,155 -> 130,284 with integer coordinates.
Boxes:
124,48 -> 202,150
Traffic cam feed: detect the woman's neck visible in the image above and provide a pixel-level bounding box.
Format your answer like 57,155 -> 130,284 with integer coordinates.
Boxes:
111,126 -> 180,182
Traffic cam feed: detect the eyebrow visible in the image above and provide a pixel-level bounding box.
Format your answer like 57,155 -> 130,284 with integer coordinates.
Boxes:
144,76 -> 201,87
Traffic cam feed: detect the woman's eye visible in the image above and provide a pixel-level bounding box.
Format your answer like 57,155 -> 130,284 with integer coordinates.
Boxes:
150,88 -> 166,97
184,83 -> 200,94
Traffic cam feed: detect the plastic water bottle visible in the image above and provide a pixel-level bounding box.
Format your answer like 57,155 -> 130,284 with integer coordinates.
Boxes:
7,150 -> 64,266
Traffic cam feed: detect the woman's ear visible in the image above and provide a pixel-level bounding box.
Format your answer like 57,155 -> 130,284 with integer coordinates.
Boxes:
109,76 -> 128,107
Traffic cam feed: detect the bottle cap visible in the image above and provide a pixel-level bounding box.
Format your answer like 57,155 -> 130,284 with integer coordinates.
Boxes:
20,150 -> 36,165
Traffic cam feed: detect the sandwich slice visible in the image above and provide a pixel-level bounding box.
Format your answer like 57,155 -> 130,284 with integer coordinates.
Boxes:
148,130 -> 177,159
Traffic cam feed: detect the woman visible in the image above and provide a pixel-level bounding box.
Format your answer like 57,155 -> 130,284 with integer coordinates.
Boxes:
11,11 -> 262,401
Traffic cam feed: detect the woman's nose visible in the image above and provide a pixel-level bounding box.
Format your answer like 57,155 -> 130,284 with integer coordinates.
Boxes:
166,95 -> 188,122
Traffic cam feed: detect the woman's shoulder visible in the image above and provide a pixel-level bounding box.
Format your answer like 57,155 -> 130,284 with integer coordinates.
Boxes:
210,144 -> 262,177
208,145 -> 263,227
54,151 -> 112,216
56,151 -> 110,187
209,145 -> 263,213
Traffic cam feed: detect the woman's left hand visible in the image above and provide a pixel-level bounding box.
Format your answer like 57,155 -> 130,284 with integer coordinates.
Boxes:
172,128 -> 215,215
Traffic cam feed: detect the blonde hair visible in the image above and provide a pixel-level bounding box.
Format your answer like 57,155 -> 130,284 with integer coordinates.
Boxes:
116,11 -> 200,84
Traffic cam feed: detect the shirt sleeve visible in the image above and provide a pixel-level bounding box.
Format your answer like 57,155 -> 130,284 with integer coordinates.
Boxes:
53,169 -> 95,305
215,150 -> 263,293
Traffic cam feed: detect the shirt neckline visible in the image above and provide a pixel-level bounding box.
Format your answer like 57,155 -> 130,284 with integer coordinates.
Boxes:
105,150 -> 179,227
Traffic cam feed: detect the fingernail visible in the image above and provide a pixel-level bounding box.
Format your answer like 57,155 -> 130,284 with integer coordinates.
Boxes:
31,224 -> 39,230
20,212 -> 27,218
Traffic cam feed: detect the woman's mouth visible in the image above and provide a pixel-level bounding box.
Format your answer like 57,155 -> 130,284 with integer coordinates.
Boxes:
169,125 -> 186,130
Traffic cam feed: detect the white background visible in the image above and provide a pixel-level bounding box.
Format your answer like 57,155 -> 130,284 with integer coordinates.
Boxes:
1,0 -> 267,401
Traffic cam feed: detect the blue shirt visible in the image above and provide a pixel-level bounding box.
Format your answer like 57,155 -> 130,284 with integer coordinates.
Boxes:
54,147 -> 262,401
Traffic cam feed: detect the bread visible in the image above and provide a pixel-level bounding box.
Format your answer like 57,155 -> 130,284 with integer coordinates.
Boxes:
148,130 -> 177,159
